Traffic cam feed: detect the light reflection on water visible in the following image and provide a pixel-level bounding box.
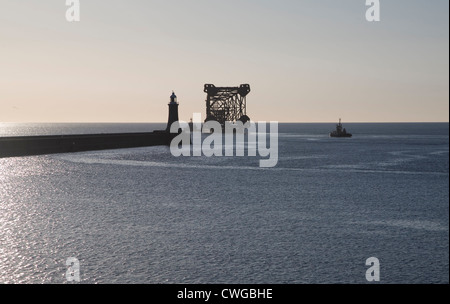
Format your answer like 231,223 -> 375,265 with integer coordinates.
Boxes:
0,124 -> 448,284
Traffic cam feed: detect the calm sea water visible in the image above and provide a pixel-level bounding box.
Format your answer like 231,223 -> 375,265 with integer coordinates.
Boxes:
0,123 -> 448,284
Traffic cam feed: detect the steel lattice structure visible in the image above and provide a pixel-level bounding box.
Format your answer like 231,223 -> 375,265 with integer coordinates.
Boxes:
204,84 -> 251,125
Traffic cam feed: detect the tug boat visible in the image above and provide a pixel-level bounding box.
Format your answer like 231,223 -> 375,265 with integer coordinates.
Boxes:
330,118 -> 352,138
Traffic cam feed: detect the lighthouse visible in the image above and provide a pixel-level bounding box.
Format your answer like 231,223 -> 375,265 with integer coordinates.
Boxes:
166,91 -> 179,132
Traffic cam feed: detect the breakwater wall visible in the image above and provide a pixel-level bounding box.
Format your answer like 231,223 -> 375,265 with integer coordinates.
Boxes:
0,131 -> 174,158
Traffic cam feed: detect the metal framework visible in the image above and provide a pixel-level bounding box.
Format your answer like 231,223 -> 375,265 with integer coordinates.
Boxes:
204,84 -> 251,125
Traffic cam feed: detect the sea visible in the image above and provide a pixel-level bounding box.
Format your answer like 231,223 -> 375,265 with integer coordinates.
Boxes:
0,123 -> 448,284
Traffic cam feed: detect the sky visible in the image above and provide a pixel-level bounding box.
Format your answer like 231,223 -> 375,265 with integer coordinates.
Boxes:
0,0 -> 448,123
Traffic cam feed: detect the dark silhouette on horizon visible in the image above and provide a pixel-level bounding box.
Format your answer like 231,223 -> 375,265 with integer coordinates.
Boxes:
204,84 -> 251,126
330,118 -> 352,138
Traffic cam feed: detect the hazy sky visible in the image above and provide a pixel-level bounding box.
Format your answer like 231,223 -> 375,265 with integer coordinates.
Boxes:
0,0 -> 448,122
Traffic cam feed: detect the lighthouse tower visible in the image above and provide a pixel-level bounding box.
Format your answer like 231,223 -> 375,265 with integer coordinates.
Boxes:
166,91 -> 179,132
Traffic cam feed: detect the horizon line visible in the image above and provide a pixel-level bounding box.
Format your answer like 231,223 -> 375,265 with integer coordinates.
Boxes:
1,121 -> 449,124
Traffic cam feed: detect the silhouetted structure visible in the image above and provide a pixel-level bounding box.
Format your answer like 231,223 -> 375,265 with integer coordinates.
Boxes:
166,91 -> 179,131
204,84 -> 251,126
330,118 -> 352,138
0,92 -> 180,158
